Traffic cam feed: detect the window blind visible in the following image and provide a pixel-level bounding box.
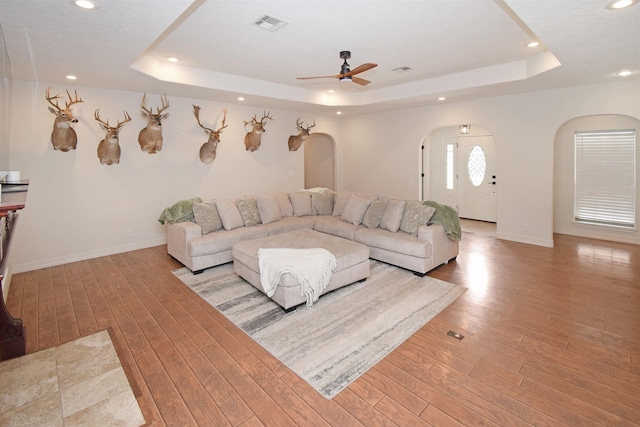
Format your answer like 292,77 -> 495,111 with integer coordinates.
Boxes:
574,130 -> 636,228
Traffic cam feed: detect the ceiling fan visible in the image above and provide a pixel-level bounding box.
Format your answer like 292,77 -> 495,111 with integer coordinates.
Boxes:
297,51 -> 377,86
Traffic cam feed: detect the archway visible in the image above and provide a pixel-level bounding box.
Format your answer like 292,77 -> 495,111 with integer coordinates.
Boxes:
554,114 -> 640,244
421,124 -> 498,230
304,133 -> 336,190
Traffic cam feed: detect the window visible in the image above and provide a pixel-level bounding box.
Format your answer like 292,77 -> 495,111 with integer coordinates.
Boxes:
468,145 -> 486,187
446,143 -> 454,190
574,130 -> 636,228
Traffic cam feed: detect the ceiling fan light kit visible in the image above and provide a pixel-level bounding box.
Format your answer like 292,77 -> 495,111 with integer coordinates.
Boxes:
297,50 -> 377,86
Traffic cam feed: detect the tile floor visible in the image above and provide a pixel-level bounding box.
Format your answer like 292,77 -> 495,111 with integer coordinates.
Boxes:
460,218 -> 497,237
0,330 -> 145,427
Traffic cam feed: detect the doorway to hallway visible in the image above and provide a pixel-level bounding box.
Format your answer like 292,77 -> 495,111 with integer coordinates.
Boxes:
422,125 -> 497,223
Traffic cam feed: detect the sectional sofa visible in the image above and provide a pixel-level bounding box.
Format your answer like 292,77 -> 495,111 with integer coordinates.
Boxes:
165,189 -> 460,276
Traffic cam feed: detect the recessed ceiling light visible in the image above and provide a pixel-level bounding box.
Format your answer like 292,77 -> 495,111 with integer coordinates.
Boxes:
66,75 -> 77,80
74,0 -> 96,9
527,41 -> 540,48
336,111 -> 342,115
608,0 -> 637,9
237,97 -> 245,101
438,97 -> 446,101
617,70 -> 633,76
166,57 -> 180,63
328,90 -> 335,94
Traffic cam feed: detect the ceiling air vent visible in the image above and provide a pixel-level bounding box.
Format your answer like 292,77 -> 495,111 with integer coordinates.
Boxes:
392,66 -> 412,72
252,15 -> 289,32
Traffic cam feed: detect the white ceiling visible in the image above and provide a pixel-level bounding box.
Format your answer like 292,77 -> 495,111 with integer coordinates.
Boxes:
1,0 -> 638,116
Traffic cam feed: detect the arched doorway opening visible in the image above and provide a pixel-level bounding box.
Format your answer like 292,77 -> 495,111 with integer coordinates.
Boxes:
304,133 -> 336,190
421,124 -> 498,232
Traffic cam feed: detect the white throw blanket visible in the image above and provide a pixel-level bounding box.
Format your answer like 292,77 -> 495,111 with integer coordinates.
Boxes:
258,248 -> 337,307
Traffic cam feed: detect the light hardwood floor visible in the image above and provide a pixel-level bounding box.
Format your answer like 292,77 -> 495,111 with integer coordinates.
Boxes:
6,231 -> 640,426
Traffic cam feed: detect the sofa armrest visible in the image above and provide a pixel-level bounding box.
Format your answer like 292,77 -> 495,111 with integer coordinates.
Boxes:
417,224 -> 459,266
167,221 -> 201,266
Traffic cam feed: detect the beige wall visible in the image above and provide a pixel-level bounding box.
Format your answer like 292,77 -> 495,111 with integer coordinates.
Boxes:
5,78 -> 640,272
339,80 -> 640,248
7,80 -> 340,272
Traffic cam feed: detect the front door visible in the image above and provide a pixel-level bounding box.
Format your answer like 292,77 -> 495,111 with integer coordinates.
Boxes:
457,136 -> 497,222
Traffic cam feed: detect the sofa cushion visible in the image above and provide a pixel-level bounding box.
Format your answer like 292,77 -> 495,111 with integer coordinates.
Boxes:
256,194 -> 282,224
380,199 -> 406,232
260,216 -> 314,236
400,201 -> 436,236
311,192 -> 334,215
274,192 -> 294,217
237,198 -> 262,227
192,201 -> 223,234
356,228 -> 432,258
362,199 -> 387,229
341,195 -> 372,225
188,227 -> 268,257
289,192 -> 312,217
216,199 -> 245,231
314,216 -> 362,240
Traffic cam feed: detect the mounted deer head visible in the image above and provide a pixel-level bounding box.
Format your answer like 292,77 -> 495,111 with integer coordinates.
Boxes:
288,118 -> 316,151
138,93 -> 169,154
94,109 -> 131,165
45,87 -> 84,152
243,111 -> 273,152
193,105 -> 228,164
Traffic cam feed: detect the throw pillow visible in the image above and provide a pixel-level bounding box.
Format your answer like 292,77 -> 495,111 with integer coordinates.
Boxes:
400,201 -> 436,236
361,199 -> 387,229
289,192 -> 313,217
311,192 -> 334,215
256,194 -> 282,224
215,199 -> 244,230
332,191 -> 353,216
341,195 -> 372,225
237,198 -> 262,227
192,201 -> 223,234
379,199 -> 406,232
275,192 -> 294,217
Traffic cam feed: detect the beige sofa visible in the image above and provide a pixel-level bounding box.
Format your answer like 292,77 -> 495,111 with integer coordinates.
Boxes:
166,190 -> 459,276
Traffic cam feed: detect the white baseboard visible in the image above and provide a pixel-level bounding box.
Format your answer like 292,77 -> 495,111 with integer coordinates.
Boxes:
12,238 -> 167,274
553,226 -> 640,245
496,232 -> 554,248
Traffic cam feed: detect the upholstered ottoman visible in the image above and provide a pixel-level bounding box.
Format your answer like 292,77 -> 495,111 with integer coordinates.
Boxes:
232,229 -> 370,310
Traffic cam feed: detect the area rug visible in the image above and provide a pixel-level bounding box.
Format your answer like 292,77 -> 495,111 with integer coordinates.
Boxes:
173,260 -> 466,399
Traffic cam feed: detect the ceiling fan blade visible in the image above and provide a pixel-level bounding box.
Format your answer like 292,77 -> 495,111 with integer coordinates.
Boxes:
352,76 -> 371,86
344,63 -> 377,77
297,75 -> 340,80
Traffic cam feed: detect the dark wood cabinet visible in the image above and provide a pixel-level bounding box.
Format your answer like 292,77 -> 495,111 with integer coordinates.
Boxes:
0,181 -> 28,361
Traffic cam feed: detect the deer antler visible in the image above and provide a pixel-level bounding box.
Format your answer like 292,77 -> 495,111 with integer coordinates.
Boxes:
140,93 -> 152,115
65,89 -> 83,107
156,94 -> 170,114
193,105 -> 213,133
95,109 -> 131,129
94,109 -> 110,127
243,114 -> 258,128
307,119 -> 316,131
45,87 -> 63,111
117,111 -> 132,129
260,111 -> 273,124
296,118 -> 316,132
217,108 -> 228,133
